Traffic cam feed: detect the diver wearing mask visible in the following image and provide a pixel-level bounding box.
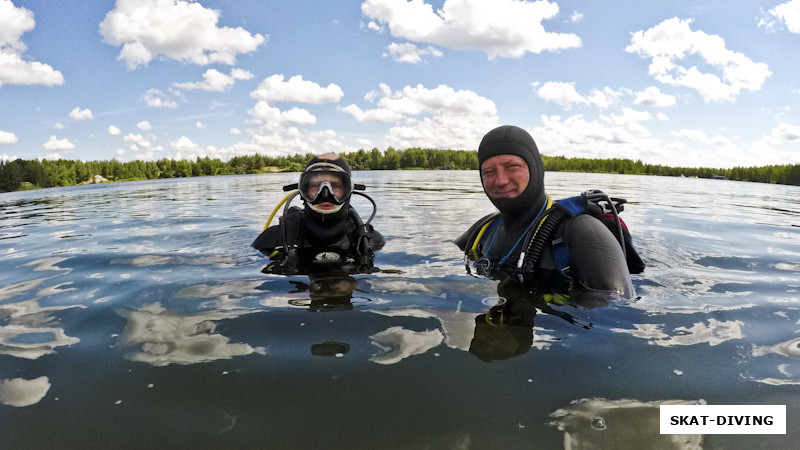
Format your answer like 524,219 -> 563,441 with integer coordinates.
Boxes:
455,126 -> 644,297
253,153 -> 385,275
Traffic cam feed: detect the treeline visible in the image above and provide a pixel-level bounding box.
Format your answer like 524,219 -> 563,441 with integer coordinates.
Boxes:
543,156 -> 800,185
2,147 -> 800,192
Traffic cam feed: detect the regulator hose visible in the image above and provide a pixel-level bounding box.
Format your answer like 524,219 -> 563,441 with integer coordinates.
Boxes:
519,206 -> 569,274
352,191 -> 376,225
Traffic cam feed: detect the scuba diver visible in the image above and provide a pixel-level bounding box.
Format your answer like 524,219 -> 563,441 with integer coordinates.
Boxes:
252,153 -> 385,275
455,126 -> 645,298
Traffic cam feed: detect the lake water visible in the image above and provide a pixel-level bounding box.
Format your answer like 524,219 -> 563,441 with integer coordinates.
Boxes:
1,170 -> 799,449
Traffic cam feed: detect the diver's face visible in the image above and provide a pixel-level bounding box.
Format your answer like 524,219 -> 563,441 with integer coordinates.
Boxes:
480,154 -> 529,199
307,173 -> 346,210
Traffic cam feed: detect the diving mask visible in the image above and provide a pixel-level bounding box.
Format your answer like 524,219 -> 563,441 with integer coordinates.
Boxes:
299,163 -> 353,214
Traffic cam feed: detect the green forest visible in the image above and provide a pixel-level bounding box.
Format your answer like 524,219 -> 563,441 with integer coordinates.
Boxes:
2,147 -> 800,193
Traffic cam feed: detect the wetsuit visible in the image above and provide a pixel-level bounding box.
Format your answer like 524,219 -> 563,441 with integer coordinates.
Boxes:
252,205 -> 385,275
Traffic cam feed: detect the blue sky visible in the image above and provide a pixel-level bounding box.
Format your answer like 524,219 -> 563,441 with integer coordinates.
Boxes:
1,0 -> 799,168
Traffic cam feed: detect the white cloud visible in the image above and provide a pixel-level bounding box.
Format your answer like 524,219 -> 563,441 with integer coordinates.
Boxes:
633,86 -> 677,107
69,107 -> 94,121
361,0 -> 581,58
195,121 -> 206,129
108,125 -> 122,135
531,114 -> 798,169
280,108 -> 316,125
249,102 -> 317,127
340,83 -> 499,149
41,135 -> 75,151
607,107 -> 652,127
142,89 -> 177,108
758,8 -> 780,32
535,82 -> 621,110
768,122 -> 800,142
123,133 -> 152,149
213,73 -> 355,160
251,74 -> 344,104
568,10 -> 583,23
532,113 -> 659,161
174,68 -> 254,92
99,0 -> 266,69
54,122 -> 65,130
137,121 -> 152,131
245,128 -> 351,157
0,0 -> 64,87
627,18 -> 771,102
770,0 -> 800,33
535,81 -> 584,109
0,130 -> 17,144
385,42 -> 442,63
171,136 -> 201,153
672,128 -> 734,148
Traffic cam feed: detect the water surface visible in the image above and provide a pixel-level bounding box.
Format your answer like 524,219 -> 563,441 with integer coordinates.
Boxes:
1,171 -> 799,449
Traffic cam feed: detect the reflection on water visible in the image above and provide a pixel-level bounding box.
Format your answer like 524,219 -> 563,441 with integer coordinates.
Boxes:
612,318 -> 744,347
1,173 -> 799,448
549,398 -> 704,449
0,377 -> 51,407
118,303 -> 265,367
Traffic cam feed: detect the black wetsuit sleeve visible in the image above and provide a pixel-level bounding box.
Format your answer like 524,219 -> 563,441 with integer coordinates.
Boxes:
251,207 -> 303,256
369,228 -> 386,251
568,214 -> 634,298
251,225 -> 282,256
454,212 -> 498,251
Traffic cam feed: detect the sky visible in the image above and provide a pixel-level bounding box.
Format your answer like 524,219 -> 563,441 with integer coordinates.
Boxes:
1,0 -> 799,169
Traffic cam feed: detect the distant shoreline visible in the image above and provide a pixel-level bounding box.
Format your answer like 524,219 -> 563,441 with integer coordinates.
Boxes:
2,148 -> 799,193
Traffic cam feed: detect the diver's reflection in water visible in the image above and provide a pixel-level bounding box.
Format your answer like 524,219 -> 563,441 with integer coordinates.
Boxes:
288,273 -> 366,356
470,277 -> 610,362
287,273 -> 363,312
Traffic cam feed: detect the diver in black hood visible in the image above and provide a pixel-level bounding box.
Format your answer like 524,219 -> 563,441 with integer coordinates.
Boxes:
456,126 -> 644,297
253,153 -> 385,275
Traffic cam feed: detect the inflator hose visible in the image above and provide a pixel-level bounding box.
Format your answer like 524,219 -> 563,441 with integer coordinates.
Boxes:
520,206 -> 569,274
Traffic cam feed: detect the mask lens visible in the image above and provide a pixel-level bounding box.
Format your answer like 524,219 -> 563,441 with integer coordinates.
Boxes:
300,169 -> 351,204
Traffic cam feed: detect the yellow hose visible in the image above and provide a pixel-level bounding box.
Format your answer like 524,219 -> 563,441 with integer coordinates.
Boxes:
264,190 -> 298,230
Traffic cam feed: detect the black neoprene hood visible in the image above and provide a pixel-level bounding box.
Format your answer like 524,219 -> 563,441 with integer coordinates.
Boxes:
301,154 -> 353,245
477,125 -> 546,218
306,153 -> 352,175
